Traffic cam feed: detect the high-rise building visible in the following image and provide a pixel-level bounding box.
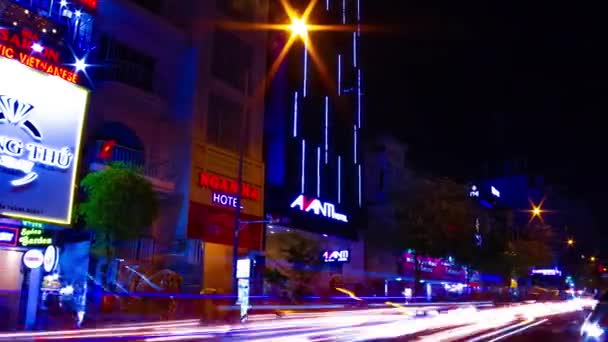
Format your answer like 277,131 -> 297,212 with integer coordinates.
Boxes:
264,0 -> 365,292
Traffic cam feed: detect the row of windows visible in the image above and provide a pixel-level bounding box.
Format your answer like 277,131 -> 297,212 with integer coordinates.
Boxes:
93,31 -> 253,155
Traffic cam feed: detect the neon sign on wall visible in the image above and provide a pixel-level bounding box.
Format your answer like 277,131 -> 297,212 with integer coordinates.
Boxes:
0,226 -> 18,246
290,194 -> 348,223
322,250 -> 350,263
0,58 -> 89,224
199,172 -> 259,201
0,28 -> 79,84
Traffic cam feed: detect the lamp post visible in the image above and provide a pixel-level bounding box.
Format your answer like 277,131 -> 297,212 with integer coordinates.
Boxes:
231,17 -> 310,297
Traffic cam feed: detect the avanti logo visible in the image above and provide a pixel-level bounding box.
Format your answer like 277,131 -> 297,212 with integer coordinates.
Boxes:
290,194 -> 348,223
0,95 -> 74,187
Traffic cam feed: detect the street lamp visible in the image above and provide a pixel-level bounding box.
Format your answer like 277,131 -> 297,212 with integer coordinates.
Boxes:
289,17 -> 309,38
591,256 -> 596,262
567,238 -> 575,246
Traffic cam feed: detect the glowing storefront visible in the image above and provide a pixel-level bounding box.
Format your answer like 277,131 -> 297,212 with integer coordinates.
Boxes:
0,7 -> 90,327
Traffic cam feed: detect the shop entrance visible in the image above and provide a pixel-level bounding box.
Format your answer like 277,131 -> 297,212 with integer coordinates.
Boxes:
0,249 -> 24,330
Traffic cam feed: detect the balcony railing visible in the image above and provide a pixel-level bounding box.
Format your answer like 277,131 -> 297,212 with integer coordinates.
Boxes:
89,140 -> 176,192
92,60 -> 156,93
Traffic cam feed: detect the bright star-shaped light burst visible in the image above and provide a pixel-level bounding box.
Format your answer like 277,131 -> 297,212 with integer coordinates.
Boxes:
31,43 -> 44,53
524,198 -> 554,223
215,0 -> 363,98
73,58 -> 88,72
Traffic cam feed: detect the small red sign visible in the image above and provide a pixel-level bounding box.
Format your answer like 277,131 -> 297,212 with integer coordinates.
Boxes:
187,201 -> 262,250
74,0 -> 97,9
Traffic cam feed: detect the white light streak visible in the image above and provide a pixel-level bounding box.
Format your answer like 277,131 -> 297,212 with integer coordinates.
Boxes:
303,41 -> 308,97
317,147 -> 321,197
357,0 -> 361,21
338,54 -> 342,95
354,125 -> 358,164
325,96 -> 329,164
326,0 -> 330,11
338,156 -> 342,203
293,91 -> 299,137
342,0 -> 346,24
301,139 -> 306,193
353,32 -> 357,67
358,164 -> 362,207
357,69 -> 362,128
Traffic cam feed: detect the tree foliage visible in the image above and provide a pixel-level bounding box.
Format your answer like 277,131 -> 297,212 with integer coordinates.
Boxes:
265,231 -> 321,300
78,162 -> 159,246
505,223 -> 554,277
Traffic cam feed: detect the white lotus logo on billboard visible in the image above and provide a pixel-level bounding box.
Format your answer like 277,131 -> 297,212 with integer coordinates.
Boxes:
0,95 -> 74,187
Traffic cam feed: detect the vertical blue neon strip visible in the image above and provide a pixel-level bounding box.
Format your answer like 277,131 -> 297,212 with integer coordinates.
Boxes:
353,32 -> 357,67
301,139 -> 306,193
293,91 -> 299,137
338,155 -> 342,203
324,96 -> 329,164
326,0 -> 330,10
358,164 -> 362,207
303,41 -> 308,97
342,0 -> 346,24
357,69 -> 362,128
337,54 -> 342,95
353,125 -> 357,164
317,147 -> 321,197
357,0 -> 360,21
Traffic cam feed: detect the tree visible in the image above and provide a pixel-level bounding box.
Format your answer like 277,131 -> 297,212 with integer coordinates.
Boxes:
391,177 -> 477,295
265,231 -> 321,300
505,223 -> 554,278
78,162 -> 159,286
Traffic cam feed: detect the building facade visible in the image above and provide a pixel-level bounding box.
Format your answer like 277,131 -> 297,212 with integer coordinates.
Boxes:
264,0 -> 365,293
0,0 -> 96,329
0,1 -> 270,325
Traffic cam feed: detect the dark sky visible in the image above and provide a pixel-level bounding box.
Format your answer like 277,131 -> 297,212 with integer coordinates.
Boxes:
362,1 -> 607,202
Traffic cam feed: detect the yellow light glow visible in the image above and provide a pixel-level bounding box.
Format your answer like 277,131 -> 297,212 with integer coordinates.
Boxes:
591,256 -> 596,262
567,239 -> 574,246
290,18 -> 309,37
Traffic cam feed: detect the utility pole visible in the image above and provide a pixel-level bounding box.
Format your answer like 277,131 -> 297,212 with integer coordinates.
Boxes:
233,72 -> 250,297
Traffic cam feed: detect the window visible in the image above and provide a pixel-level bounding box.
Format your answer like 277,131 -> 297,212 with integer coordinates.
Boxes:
96,35 -> 157,92
207,94 -> 249,154
212,29 -> 253,91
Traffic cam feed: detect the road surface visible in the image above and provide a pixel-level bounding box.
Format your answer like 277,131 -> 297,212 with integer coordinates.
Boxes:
0,300 -> 594,341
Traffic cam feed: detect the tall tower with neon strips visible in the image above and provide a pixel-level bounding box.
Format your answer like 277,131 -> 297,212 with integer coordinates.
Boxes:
265,0 -> 364,238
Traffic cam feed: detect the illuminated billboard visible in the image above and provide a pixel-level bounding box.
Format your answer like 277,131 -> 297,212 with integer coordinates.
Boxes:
0,58 -> 89,224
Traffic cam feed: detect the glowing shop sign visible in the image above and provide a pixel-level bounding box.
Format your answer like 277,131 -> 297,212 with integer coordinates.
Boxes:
0,58 -> 89,224
43,245 -> 59,273
18,228 -> 53,247
0,28 -> 79,84
491,186 -> 500,197
290,194 -> 348,223
23,249 -> 44,269
469,185 -> 479,197
0,226 -> 18,246
322,250 -> 350,263
531,269 -> 562,276
212,192 -> 243,209
199,172 -> 259,201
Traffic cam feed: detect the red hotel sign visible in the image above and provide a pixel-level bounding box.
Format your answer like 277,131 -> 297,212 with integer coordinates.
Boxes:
198,172 -> 260,201
0,28 -> 79,84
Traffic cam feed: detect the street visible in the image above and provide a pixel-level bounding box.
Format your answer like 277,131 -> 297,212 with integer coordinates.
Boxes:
0,300 -> 594,341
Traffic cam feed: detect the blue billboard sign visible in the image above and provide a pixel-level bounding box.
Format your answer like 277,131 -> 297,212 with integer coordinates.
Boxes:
0,58 -> 89,224
0,226 -> 19,246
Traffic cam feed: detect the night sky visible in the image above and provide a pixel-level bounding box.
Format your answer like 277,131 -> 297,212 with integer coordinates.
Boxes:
362,1 -> 607,227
